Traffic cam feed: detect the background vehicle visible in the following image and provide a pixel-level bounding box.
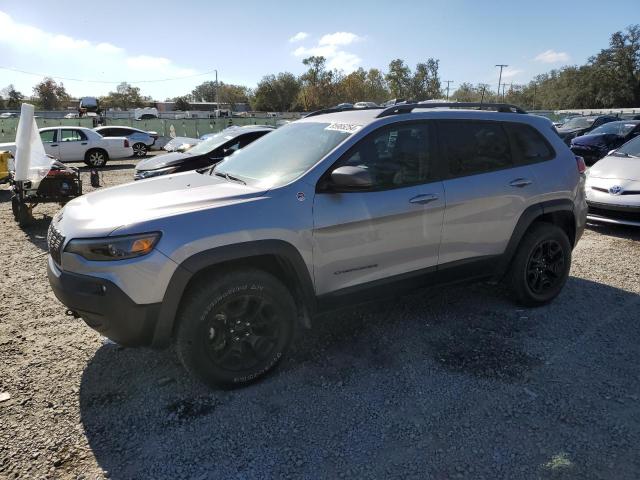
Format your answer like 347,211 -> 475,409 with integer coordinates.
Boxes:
134,107 -> 158,120
94,126 -> 158,157
0,112 -> 17,119
134,125 -> 272,179
570,120 -> 640,165
78,97 -> 100,118
556,115 -> 618,144
64,113 -> 79,119
354,102 -> 379,108
585,134 -> 640,227
47,103 -> 586,388
0,126 -> 132,167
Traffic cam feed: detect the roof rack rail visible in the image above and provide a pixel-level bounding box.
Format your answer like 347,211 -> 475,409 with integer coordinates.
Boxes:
304,106 -> 383,118
376,102 -> 528,118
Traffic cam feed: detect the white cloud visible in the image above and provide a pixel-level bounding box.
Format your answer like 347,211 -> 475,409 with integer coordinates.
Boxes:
534,49 -> 570,63
292,31 -> 363,73
0,10 -> 200,98
501,67 -> 523,79
289,31 -> 309,43
318,32 -> 362,46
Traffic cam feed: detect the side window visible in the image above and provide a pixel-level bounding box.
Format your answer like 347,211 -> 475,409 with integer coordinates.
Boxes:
439,121 -> 512,177
504,123 -> 554,164
114,128 -> 132,136
39,130 -> 56,143
337,122 -> 433,189
60,129 -> 86,142
99,128 -> 113,137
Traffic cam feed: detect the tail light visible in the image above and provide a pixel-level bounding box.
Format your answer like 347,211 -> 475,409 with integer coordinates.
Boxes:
124,139 -> 130,148
575,155 -> 586,174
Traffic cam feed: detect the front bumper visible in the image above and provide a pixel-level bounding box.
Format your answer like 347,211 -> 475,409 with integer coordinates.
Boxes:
587,201 -> 640,227
47,258 -> 160,346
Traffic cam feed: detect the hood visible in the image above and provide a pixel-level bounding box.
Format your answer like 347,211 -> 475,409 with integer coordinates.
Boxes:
135,151 -> 194,171
55,171 -> 267,238
588,155 -> 640,181
571,133 -> 620,147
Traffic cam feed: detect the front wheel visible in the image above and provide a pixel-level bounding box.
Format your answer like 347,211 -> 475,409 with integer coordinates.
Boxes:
507,222 -> 572,307
132,142 -> 148,157
85,149 -> 108,167
176,269 -> 296,388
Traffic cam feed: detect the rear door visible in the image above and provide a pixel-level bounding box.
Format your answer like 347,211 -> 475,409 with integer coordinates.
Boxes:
437,120 -> 538,266
312,121 -> 445,295
58,128 -> 89,161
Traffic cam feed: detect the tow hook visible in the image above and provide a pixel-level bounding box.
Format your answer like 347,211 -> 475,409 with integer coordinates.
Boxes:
65,309 -> 80,319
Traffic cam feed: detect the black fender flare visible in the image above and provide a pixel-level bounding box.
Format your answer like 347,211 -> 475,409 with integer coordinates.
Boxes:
495,199 -> 575,279
151,240 -> 315,348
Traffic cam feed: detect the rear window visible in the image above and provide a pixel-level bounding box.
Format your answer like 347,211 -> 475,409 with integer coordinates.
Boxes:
504,123 -> 554,164
439,121 -> 512,177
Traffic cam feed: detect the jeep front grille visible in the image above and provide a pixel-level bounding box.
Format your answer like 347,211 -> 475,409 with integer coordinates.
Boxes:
47,223 -> 65,265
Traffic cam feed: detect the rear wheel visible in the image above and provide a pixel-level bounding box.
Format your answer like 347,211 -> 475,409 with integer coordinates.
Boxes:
176,269 -> 296,388
507,222 -> 571,306
85,149 -> 108,167
132,142 -> 147,157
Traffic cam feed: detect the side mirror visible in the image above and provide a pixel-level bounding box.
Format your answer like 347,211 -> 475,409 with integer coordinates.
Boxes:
330,166 -> 372,190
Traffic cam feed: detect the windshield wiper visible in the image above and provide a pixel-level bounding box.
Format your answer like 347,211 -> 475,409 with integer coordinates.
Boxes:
214,171 -> 246,185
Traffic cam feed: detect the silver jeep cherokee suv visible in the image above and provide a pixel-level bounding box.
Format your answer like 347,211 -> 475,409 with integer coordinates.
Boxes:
47,103 -> 587,387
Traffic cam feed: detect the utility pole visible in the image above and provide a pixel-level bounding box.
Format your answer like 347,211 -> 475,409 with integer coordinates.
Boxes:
214,69 -> 219,117
495,64 -> 508,102
444,80 -> 454,101
532,84 -> 537,110
502,83 -> 507,101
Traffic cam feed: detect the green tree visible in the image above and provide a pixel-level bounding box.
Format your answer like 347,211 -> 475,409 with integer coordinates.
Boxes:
100,82 -> 148,110
253,72 -> 300,111
298,56 -> 337,110
385,59 -> 411,99
33,77 -> 70,110
0,95 -> 4,110
364,68 -> 390,104
173,96 -> 191,111
410,59 -> 441,100
192,81 -> 251,108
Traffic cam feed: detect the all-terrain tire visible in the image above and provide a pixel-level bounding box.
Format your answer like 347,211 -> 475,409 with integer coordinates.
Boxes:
507,222 -> 572,307
175,268 -> 296,388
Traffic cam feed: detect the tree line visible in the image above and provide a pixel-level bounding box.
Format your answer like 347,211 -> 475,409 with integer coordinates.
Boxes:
1,24 -> 638,112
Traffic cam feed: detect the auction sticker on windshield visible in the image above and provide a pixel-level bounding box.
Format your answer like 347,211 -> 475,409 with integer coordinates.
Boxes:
325,123 -> 362,133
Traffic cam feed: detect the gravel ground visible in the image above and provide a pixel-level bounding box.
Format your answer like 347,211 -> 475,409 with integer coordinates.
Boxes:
1,158 -> 640,479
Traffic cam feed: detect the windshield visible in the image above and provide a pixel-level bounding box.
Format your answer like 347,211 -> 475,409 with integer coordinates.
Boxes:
186,132 -> 231,156
591,121 -> 638,137
562,117 -> 593,129
212,122 -> 353,188
617,135 -> 640,157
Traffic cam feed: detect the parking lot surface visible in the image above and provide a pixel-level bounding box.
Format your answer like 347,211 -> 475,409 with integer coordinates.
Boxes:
1,158 -> 639,479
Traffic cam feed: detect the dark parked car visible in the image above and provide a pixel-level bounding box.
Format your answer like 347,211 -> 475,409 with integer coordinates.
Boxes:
570,120 -> 640,165
134,125 -> 272,180
556,115 -> 618,145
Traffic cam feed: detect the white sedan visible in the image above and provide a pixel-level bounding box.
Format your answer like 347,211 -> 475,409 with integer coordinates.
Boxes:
0,126 -> 133,167
585,135 -> 640,227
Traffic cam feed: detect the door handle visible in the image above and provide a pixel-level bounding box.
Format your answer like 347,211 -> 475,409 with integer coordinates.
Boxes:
509,178 -> 533,188
409,193 -> 439,205
51,144 -> 58,147
81,142 -> 88,145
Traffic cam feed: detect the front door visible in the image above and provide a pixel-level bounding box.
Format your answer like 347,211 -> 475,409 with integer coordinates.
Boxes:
312,121 -> 445,295
39,129 -> 59,159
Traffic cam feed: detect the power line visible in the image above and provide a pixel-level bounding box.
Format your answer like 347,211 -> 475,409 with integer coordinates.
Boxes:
444,80 -> 454,101
0,65 -> 217,84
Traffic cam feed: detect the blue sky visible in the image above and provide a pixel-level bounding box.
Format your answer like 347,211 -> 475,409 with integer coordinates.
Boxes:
0,0 -> 637,100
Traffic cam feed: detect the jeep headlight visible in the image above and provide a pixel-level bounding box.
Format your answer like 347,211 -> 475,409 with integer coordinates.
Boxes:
65,232 -> 161,261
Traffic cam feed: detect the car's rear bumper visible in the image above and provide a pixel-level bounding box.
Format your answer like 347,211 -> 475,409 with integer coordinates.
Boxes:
587,201 -> 640,227
47,258 -> 160,346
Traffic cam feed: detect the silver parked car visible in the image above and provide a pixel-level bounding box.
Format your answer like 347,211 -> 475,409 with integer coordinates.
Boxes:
94,126 -> 159,157
585,135 -> 640,227
47,103 -> 587,388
